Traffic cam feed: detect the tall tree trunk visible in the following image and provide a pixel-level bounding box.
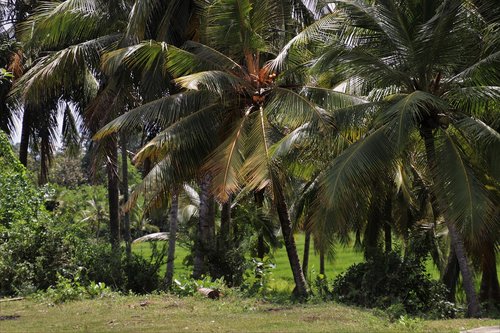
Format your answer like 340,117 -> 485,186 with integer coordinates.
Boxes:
38,135 -> 49,185
302,231 -> 311,279
421,128 -> 480,317
193,174 -> 214,279
120,135 -> 131,257
442,244 -> 459,303
218,195 -> 232,249
479,241 -> 500,306
19,106 -> 31,167
384,223 -> 392,253
319,250 -> 325,276
165,192 -> 178,289
254,190 -> 266,259
384,196 -> 392,253
106,136 -> 120,252
364,200 -> 381,259
273,179 -> 308,299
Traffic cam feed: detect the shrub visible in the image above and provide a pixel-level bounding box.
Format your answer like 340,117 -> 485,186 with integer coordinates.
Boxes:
239,258 -> 275,297
170,275 -> 227,298
39,273 -> 112,304
332,251 -> 459,319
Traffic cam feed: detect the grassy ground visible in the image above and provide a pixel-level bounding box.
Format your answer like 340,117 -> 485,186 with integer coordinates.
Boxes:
1,295 -> 498,333
132,233 -> 442,287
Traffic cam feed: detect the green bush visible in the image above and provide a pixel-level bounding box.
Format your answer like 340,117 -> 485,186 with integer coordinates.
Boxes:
331,251 -> 459,319
39,273 -> 112,304
0,131 -> 162,296
170,275 -> 226,298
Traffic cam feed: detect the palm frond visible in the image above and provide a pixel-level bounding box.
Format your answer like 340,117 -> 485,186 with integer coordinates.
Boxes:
265,87 -> 333,130
313,127 -> 396,238
378,91 -> 449,152
270,12 -> 339,71
203,107 -> 252,202
94,90 -> 213,139
19,0 -> 105,50
126,0 -> 163,40
241,107 -> 273,191
12,34 -> 120,104
175,70 -> 251,96
133,103 -> 223,165
433,130 -> 498,245
444,86 -> 500,117
452,116 -> 500,182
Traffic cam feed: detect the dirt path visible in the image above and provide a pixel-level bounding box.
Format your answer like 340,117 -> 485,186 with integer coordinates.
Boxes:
461,326 -> 500,333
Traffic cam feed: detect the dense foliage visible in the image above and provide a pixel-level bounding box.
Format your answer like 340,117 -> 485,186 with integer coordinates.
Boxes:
332,252 -> 458,319
0,0 -> 498,319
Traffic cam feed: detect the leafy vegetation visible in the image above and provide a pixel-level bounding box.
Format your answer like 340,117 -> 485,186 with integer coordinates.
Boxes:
0,0 -> 499,328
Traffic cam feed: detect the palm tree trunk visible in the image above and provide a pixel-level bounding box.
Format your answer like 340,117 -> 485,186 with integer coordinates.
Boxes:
120,135 -> 131,257
106,136 -> 120,252
384,196 -> 392,253
422,128 -> 480,317
165,191 -> 178,289
38,134 -> 50,185
255,190 -> 266,259
442,244 -> 459,303
220,196 -> 232,242
302,231 -> 311,279
384,223 -> 392,253
273,179 -> 308,299
193,174 -> 214,279
479,241 -> 500,305
319,250 -> 325,276
19,106 -> 31,167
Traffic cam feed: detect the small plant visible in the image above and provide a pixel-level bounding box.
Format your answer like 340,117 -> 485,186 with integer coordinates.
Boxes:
239,258 -> 275,297
170,275 -> 226,298
41,273 -> 112,304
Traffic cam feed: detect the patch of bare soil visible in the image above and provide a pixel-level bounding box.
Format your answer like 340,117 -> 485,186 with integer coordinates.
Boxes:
0,315 -> 20,321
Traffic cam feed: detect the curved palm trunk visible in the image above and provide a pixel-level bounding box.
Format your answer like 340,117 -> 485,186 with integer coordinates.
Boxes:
106,136 -> 121,252
165,192 -> 178,289
422,129 -> 480,317
120,135 -> 131,257
273,179 -> 308,299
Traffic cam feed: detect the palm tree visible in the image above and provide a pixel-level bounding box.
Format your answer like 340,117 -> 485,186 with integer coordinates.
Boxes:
95,0 -> 360,298
10,0 -> 139,249
276,0 -> 499,316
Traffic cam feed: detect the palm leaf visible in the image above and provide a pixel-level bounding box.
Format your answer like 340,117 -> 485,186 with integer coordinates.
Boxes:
203,107 -> 252,202
133,103 -> 223,164
433,131 -> 498,245
378,91 -> 448,152
13,35 -> 120,104
94,90 -> 214,139
175,70 -> 251,96
313,127 -> 396,237
452,116 -> 500,182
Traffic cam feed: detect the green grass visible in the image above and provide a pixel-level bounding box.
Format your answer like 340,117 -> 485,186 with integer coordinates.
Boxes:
132,233 -> 365,287
1,295 -> 498,333
133,233 -> 500,291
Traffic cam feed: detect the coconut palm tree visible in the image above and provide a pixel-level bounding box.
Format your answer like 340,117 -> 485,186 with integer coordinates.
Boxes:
275,0 -> 499,316
95,0 -> 362,298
